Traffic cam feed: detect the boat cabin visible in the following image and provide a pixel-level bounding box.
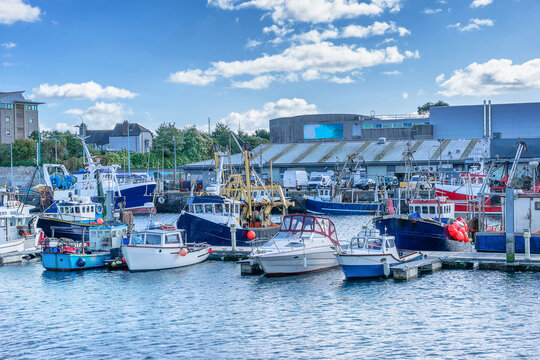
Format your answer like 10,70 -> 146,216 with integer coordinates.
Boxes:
341,229 -> 396,253
129,229 -> 185,247
187,196 -> 242,218
317,188 -> 333,202
88,223 -> 128,251
409,199 -> 455,220
56,201 -> 102,222
275,214 -> 338,243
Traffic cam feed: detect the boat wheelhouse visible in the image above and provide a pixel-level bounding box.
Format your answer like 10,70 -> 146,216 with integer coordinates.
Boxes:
305,188 -> 381,216
408,198 -> 455,221
249,214 -> 340,276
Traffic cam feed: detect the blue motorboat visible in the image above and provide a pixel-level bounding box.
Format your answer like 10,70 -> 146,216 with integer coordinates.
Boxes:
374,198 -> 471,252
337,228 -> 422,278
305,188 -> 382,216
41,221 -> 128,271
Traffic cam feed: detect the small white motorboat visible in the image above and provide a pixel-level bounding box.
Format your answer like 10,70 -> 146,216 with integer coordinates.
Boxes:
337,228 -> 422,278
250,214 -> 340,276
122,225 -> 211,271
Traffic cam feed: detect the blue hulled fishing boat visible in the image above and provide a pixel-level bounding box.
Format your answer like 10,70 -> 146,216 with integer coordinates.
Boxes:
305,188 -> 381,216
374,198 -> 471,252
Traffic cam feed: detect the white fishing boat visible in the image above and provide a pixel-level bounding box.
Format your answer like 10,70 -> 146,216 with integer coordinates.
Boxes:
122,225 -> 211,271
337,228 -> 422,278
0,193 -> 42,262
249,214 -> 340,276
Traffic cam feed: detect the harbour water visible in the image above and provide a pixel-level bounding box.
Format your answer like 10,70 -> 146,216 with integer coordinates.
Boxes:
1,214 -> 539,359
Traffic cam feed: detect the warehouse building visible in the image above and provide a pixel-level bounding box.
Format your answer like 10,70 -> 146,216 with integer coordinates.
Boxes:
184,101 -> 540,179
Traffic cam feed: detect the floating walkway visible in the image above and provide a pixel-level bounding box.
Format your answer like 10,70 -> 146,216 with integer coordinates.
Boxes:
0,249 -> 41,265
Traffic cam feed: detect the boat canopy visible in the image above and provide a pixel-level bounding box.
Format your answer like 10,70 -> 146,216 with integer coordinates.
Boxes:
409,198 -> 454,219
130,229 -> 185,246
279,214 -> 338,242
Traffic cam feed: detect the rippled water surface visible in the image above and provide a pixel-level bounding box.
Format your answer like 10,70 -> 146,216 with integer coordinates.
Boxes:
1,214 -> 538,359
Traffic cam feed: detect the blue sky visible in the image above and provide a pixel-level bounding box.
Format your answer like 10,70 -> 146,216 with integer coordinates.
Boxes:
1,0 -> 539,133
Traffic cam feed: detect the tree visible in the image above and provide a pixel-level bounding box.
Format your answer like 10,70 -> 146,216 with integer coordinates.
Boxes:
254,129 -> 270,141
418,101 -> 449,115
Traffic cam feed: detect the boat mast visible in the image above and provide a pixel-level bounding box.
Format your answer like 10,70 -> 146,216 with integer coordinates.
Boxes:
244,145 -> 252,219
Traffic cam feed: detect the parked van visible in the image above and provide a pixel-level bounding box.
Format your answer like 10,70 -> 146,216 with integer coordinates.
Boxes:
307,174 -> 332,190
282,170 -> 309,189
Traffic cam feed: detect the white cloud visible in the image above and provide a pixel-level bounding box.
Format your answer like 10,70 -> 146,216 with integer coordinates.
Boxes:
0,0 -> 41,25
293,21 -> 409,43
31,81 -> 137,100
209,0 -> 402,24
168,69 -> 216,86
402,92 -> 408,99
1,41 -> 16,49
382,70 -> 401,75
437,58 -> 540,96
2,61 -> 14,66
171,42 -> 418,88
220,97 -> 318,131
424,8 -> 442,14
301,69 -> 322,81
448,18 -> 494,32
232,75 -> 276,89
471,0 -> 493,8
245,39 -> 261,49
55,123 -> 73,132
64,102 -> 134,129
329,76 -> 354,84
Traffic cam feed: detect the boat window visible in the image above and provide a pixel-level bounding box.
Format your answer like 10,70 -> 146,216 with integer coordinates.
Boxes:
189,205 -> 194,213
409,206 -> 414,213
215,204 -> 223,214
386,239 -> 395,248
166,234 -> 180,244
350,237 -> 366,249
70,207 -> 74,214
415,206 -> 421,213
82,207 -> 86,213
145,234 -> 162,245
18,218 -> 22,225
205,204 -> 213,213
195,205 -> 203,214
286,242 -> 304,248
87,206 -> 91,213
429,206 -> 435,214
281,216 -> 291,230
76,207 -> 80,213
0,219 -> 5,226
10,218 -> 16,226
131,234 -> 144,245
224,204 -> 230,213
303,217 -> 314,231
367,238 -> 382,250
234,205 -> 240,214
290,216 -> 304,231
91,206 -> 94,213
422,206 -> 428,213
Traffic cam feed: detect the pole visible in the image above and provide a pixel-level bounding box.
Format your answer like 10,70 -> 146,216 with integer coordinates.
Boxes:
524,228 -> 531,261
127,123 -> 130,174
505,188 -> 515,263
174,137 -> 177,189
55,140 -> 58,163
38,131 -> 41,183
10,143 -> 13,187
230,224 -> 237,250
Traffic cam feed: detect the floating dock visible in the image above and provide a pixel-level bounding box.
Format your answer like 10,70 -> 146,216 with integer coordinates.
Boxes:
0,249 -> 41,265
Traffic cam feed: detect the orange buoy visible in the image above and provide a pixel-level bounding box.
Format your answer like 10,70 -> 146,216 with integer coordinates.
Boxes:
179,248 -> 188,256
97,218 -> 104,225
455,231 -> 464,242
247,230 -> 256,240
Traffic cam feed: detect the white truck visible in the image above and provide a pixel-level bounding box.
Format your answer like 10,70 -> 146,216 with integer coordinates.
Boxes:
282,170 -> 309,189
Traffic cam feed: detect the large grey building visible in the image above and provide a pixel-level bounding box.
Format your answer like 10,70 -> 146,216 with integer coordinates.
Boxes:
0,91 -> 42,144
80,120 -> 153,153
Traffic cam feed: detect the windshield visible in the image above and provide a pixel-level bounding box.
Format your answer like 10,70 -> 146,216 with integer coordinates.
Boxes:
366,238 -> 382,250
311,176 -> 322,181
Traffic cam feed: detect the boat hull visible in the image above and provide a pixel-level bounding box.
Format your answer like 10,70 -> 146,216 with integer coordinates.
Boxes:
374,216 -> 471,252
305,197 -> 380,216
41,251 -> 111,271
255,248 -> 338,276
37,217 -> 98,242
337,253 -> 422,278
475,231 -> 540,253
176,212 -> 279,247
116,182 -> 156,214
122,245 -> 210,271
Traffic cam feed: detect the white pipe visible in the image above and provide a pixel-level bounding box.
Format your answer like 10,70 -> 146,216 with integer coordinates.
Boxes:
483,100 -> 487,137
488,100 -> 492,137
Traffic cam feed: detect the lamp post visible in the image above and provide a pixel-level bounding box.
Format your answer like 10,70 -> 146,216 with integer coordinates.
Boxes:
127,121 -> 130,174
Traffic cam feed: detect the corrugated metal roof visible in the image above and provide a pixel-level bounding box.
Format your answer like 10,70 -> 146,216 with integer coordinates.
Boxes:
183,139 -> 489,169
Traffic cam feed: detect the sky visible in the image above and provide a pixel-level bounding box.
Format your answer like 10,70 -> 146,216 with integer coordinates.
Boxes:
1,0 -> 540,133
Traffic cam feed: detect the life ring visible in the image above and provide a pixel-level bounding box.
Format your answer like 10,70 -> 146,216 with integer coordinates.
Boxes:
21,231 -> 30,238
95,204 -> 103,215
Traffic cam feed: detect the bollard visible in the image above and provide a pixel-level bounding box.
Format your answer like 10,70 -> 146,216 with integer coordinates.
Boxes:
524,228 -> 531,261
230,224 -> 237,251
505,188 -> 515,263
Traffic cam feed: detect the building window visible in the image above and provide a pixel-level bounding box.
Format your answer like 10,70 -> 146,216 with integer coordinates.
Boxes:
29,118 -> 34,123
393,123 -> 403,128
362,124 -> 373,129
382,123 -> 391,128
0,103 -> 14,109
25,105 -> 38,111
5,116 -> 10,122
6,130 -> 10,136
404,123 -> 412,127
